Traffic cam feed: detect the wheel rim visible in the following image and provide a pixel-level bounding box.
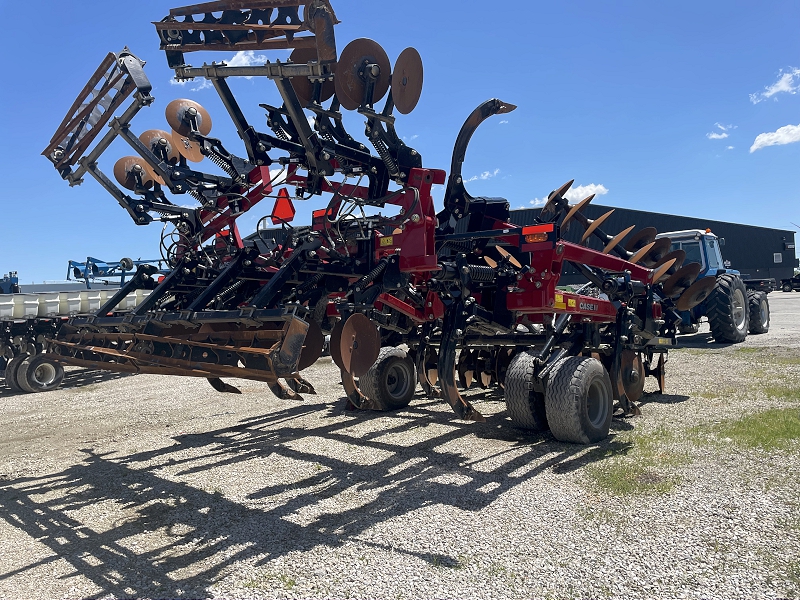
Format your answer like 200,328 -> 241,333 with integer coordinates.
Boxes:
586,379 -> 610,428
760,300 -> 769,326
32,362 -> 58,386
386,361 -> 412,400
732,289 -> 746,330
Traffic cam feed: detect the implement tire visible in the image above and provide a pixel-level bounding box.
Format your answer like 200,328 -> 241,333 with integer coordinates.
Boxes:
747,291 -> 770,334
16,355 -> 65,393
706,274 -> 749,343
358,347 -> 416,411
3,355 -> 30,394
545,356 -> 613,444
504,352 -> 548,431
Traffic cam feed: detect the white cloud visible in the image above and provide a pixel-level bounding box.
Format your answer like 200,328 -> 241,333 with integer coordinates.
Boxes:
170,78 -> 189,86
564,183 -> 609,202
726,146 -> 735,150
529,198 -> 547,207
499,120 -> 509,125
750,67 -> 800,104
403,134 -> 419,143
226,50 -> 269,70
750,123 -> 800,153
466,168 -> 500,183
706,123 -> 736,140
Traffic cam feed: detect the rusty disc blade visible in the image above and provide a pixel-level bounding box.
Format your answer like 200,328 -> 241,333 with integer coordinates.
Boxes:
662,263 -> 702,298
603,225 -> 636,254
340,313 -> 381,377
624,227 -> 658,253
165,99 -> 213,136
290,47 -> 337,106
329,319 -> 345,371
629,241 -> 656,265
140,129 -> 179,165
650,258 -> 677,284
496,246 -> 522,269
392,47 -> 424,115
562,195 -> 595,228
676,276 -> 716,311
618,350 -> 645,403
638,237 -> 673,268
484,256 -> 498,269
334,38 -> 391,111
297,318 -> 325,371
171,130 -> 205,163
581,210 -> 615,244
113,156 -> 158,191
651,249 -> 685,278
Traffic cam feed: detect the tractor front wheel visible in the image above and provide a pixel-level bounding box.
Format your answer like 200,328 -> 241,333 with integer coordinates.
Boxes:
747,291 -> 770,334
706,274 -> 749,343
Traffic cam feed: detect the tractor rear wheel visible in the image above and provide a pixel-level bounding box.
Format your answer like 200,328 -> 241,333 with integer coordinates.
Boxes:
504,352 -> 548,431
358,347 -> 416,411
747,291 -> 770,334
706,274 -> 749,343
545,356 -> 613,444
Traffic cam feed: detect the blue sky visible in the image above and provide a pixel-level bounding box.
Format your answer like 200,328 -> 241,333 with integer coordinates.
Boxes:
1,1 -> 798,282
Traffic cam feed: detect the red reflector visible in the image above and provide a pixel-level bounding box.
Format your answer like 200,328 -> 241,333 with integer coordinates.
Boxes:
652,302 -> 663,320
522,224 -> 554,236
271,188 -> 296,225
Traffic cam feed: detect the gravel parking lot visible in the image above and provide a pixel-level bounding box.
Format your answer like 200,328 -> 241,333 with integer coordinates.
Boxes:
1,294 -> 799,600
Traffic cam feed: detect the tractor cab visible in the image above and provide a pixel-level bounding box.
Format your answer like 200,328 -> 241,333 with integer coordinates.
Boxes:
656,229 -> 732,279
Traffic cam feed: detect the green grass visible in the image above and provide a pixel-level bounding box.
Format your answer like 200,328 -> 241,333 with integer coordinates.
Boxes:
763,385 -> 800,402
587,427 -> 690,496
698,408 -> 800,452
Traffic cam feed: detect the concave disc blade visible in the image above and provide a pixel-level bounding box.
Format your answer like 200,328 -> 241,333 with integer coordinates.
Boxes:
329,319 -> 345,371
638,237 -> 673,268
676,277 -> 716,311
629,241 -> 656,265
651,250 -> 686,278
165,98 -> 213,136
650,258 -> 677,284
340,313 -> 381,377
297,318 -> 325,371
562,195 -> 595,228
541,180 -> 575,220
662,263 -> 702,298
624,227 -> 658,252
392,47 -> 424,115
603,225 -> 636,254
140,129 -> 180,165
619,350 -> 645,402
335,38 -> 391,111
171,130 -> 204,163
581,210 -> 614,243
497,246 -> 522,269
113,156 -> 158,191
290,47 -> 337,106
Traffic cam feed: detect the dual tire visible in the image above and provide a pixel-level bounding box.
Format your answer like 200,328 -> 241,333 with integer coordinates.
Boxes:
3,354 -> 64,394
505,353 -> 613,444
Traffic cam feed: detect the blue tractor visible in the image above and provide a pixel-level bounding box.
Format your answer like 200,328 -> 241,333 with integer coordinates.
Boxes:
656,230 -> 770,343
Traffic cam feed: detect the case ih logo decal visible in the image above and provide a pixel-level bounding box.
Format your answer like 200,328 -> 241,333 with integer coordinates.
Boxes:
580,301 -> 599,312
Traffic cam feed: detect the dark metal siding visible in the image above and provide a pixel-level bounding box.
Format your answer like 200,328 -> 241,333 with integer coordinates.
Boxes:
510,206 -> 797,284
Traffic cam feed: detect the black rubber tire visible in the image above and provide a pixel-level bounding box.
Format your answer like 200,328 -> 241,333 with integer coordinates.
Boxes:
4,355 -> 30,394
706,274 -> 749,343
16,355 -> 65,393
544,356 -> 613,444
784,284 -> 793,293
747,291 -> 770,334
358,347 -> 417,411
678,322 -> 700,335
504,352 -> 548,431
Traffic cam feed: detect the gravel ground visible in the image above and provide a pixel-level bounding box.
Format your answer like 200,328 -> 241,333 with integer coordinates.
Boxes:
1,293 -> 799,600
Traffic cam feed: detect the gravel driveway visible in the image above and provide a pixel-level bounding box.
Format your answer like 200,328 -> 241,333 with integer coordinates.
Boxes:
1,294 -> 799,600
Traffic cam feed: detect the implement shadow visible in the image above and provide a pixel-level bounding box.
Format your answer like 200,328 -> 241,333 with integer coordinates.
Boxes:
0,394 -> 631,597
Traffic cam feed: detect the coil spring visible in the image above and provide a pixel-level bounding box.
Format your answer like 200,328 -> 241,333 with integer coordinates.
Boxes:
468,265 -> 495,283
217,279 -> 245,304
354,258 -> 389,291
207,150 -> 238,179
372,138 -> 399,176
297,273 -> 324,296
273,125 -> 290,142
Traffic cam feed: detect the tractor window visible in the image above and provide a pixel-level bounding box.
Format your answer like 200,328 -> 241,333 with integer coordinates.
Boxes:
680,241 -> 703,266
705,239 -> 721,269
